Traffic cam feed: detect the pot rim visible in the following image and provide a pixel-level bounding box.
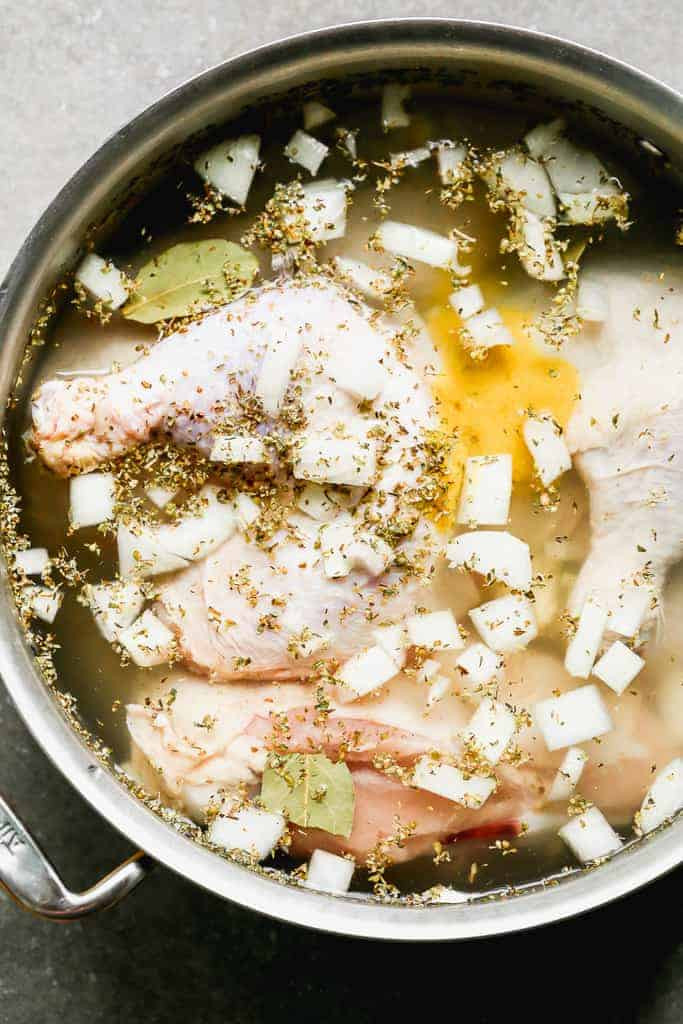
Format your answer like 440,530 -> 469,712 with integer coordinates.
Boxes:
1,17 -> 682,941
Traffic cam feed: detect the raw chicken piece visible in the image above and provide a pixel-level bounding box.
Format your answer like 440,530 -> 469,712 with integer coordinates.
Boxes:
561,259 -> 683,631
127,648 -> 676,863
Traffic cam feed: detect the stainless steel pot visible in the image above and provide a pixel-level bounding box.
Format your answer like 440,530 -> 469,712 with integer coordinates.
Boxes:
0,18 -> 681,940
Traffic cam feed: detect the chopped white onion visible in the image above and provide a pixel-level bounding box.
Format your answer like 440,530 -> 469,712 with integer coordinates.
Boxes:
338,644 -> 400,700
304,849 -> 355,893
75,253 -> 129,309
456,643 -> 504,688
534,684 -> 613,751
374,220 -> 469,275
371,624 -> 408,669
390,146 -> 431,169
296,483 -> 337,522
524,118 -> 566,160
232,493 -> 260,531
518,210 -> 566,282
292,435 -> 377,487
609,585 -> 652,637
348,534 -> 393,577
303,100 -> 336,131
426,675 -> 452,707
593,640 -> 644,695
463,308 -> 515,350
14,548 -> 49,576
319,517 -> 355,579
406,609 -> 464,651
333,256 -> 391,301
146,484 -> 177,509
447,530 -> 532,591
117,524 -> 189,578
413,757 -> 496,808
301,178 -> 349,241
208,805 -> 285,860
86,580 -> 146,643
489,150 -> 556,219
418,658 -> 441,684
637,758 -> 683,834
381,83 -> 411,130
69,471 -> 116,529
194,134 -> 261,206
463,698 -> 517,765
565,596 -> 608,679
469,594 -> 538,654
523,414 -> 572,487
449,284 -> 484,320
558,805 -> 622,863
558,189 -> 622,225
457,454 -> 512,527
547,747 -> 588,802
25,585 -> 62,624
210,435 -> 267,465
577,277 -> 609,322
284,129 -> 329,176
255,329 -> 303,416
433,141 -> 468,185
118,609 -> 175,667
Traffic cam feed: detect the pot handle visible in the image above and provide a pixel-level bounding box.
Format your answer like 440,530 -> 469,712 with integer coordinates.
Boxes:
0,792 -> 152,920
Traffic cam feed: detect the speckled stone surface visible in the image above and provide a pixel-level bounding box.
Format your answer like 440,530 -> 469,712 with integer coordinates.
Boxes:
1,3 -> 682,1021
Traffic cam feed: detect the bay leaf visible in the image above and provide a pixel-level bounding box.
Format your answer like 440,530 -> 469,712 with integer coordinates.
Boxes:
123,239 -> 258,324
260,753 -> 355,838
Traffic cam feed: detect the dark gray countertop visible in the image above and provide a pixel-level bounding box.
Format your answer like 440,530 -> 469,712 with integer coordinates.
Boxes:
1,4 -> 682,1020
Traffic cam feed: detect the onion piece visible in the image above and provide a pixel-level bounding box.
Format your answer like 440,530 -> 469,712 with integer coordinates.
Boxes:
117,524 -> 189,578
86,580 -> 146,643
426,675 -> 451,707
577,276 -> 609,322
292,435 -> 377,488
372,624 -> 408,669
447,530 -> 532,591
523,413 -> 572,487
296,483 -> 337,522
118,609 -> 175,668
449,284 -> 484,320
208,805 -> 285,860
558,805 -> 622,864
194,134 -> 261,206
433,141 -> 468,185
303,100 -> 336,130
413,757 -> 497,809
255,329 -> 303,415
390,146 -> 431,169
565,596 -> 608,679
75,253 -> 129,310
406,609 -> 464,651
463,308 -> 515,350
14,548 -> 49,576
146,485 -> 177,509
210,435 -> 267,465
232,493 -> 260,531
547,747 -> 588,802
558,189 -> 623,225
469,594 -> 538,654
319,517 -> 355,580
534,684 -> 613,751
69,471 -> 116,529
518,210 -> 565,282
284,129 -> 329,176
488,150 -> 556,219
456,643 -> 504,689
374,220 -> 469,274
333,256 -> 391,301
457,454 -> 512,527
593,640 -> 644,695
25,585 -> 62,624
463,698 -> 517,765
418,658 -> 441,684
305,849 -> 355,893
381,83 -> 411,130
301,178 -> 350,241
338,644 -> 401,700
348,534 -> 393,577
524,118 -> 565,159
608,585 -> 652,637
636,758 -> 683,835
